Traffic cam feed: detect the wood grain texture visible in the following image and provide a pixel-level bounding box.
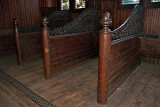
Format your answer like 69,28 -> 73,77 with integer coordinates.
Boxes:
97,12 -> 112,104
1,54 -> 160,107
13,19 -> 23,66
39,0 -> 59,17
0,0 -> 41,28
49,33 -> 98,76
101,0 -> 159,35
108,36 -> 140,99
97,4 -> 143,104
140,37 -> 160,64
0,78 -> 39,107
0,29 -> 16,56
20,33 -> 43,63
100,0 -> 132,30
144,8 -> 160,36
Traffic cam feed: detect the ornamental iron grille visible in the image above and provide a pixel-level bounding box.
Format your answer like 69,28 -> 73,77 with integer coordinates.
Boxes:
111,4 -> 145,40
19,11 -> 73,33
50,9 -> 101,36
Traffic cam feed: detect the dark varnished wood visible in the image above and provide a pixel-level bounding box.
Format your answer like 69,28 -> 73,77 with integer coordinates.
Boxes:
140,37 -> 160,52
98,35 -> 139,104
13,31 -> 43,65
100,0 -> 160,35
41,8 -> 100,79
97,12 -> 112,104
49,33 -> 98,76
109,36 -> 139,96
1,0 -> 159,57
0,0 -> 41,28
0,29 -> 16,56
13,10 -> 74,65
13,19 -> 22,66
20,33 -> 42,63
42,17 -> 52,79
140,37 -> 160,64
144,7 -> 160,37
98,4 -> 143,104
1,54 -> 160,107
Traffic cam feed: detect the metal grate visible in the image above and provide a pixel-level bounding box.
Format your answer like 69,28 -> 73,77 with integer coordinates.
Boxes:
111,4 -> 144,40
0,70 -> 56,107
50,9 -> 101,36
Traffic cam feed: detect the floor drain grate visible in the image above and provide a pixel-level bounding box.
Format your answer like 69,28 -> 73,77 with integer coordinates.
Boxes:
0,69 -> 56,107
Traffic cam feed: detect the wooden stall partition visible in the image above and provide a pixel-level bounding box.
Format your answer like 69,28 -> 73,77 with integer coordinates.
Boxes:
97,13 -> 140,104
109,36 -> 139,95
97,4 -> 144,104
13,19 -> 43,65
49,33 -> 98,76
41,8 -> 101,79
97,12 -> 140,105
20,32 -> 42,63
140,37 -> 160,64
144,7 -> 160,37
0,29 -> 16,56
42,17 -> 99,79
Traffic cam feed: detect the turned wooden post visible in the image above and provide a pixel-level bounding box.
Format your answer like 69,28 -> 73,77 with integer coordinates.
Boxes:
13,18 -> 22,66
42,17 -> 52,79
97,12 -> 112,104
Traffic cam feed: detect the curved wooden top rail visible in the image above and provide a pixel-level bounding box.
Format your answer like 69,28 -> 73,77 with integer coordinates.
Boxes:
111,4 -> 145,40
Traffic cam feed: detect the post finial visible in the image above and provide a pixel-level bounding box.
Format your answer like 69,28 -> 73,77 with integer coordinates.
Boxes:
42,17 -> 49,29
100,12 -> 112,33
13,18 -> 18,29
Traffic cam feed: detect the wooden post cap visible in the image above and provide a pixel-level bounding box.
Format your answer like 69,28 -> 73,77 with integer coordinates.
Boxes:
42,17 -> 49,29
100,12 -> 112,34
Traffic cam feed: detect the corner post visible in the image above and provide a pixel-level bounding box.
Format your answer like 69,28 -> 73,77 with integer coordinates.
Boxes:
42,17 -> 52,79
97,12 -> 112,104
13,19 -> 22,66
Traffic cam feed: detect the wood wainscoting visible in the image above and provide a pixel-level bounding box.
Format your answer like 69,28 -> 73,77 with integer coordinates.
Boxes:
140,37 -> 160,64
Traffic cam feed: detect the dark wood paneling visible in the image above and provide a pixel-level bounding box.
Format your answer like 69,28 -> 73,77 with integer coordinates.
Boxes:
140,37 -> 160,64
0,29 -> 16,56
141,37 -> 160,51
109,36 -> 139,97
39,0 -> 57,7
110,37 -> 138,58
0,0 -> 41,28
20,33 -> 43,63
144,8 -> 160,36
101,0 -> 160,35
49,33 -> 98,76
100,0 -> 132,30
101,0 -> 115,29
110,45 -> 138,75
39,0 -> 59,17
